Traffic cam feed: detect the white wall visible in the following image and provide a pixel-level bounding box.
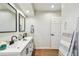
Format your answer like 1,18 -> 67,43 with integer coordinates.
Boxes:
61,3 -> 79,33
62,3 -> 79,17
26,11 -> 61,49
35,11 -> 61,16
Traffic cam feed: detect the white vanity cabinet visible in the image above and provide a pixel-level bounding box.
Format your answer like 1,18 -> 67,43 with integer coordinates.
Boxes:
21,39 -> 33,56
0,37 -> 33,56
28,40 -> 34,56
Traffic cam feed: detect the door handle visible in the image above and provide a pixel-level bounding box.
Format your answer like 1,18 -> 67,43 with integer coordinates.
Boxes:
51,34 -> 54,36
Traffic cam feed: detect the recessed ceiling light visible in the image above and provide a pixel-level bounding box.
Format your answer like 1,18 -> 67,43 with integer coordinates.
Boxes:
51,4 -> 54,8
26,10 -> 30,13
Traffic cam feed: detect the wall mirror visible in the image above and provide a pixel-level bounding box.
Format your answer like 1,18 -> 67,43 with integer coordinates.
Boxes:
19,13 -> 25,32
0,3 -> 17,33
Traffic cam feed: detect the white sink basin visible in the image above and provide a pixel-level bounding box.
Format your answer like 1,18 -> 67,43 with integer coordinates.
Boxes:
0,36 -> 33,56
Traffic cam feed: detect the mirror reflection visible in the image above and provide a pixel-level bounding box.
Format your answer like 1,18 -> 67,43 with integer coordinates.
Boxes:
0,3 -> 17,32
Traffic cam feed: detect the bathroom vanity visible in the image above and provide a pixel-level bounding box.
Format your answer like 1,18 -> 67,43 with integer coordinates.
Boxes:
0,37 -> 33,56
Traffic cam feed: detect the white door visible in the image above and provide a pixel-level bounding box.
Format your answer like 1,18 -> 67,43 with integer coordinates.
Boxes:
50,18 -> 61,49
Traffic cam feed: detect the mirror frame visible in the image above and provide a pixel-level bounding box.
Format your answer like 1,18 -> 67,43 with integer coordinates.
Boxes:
19,13 -> 25,32
0,3 -> 17,33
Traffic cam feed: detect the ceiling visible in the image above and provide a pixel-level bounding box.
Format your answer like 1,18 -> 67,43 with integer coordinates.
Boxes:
14,3 -> 61,17
33,3 -> 61,12
14,3 -> 34,17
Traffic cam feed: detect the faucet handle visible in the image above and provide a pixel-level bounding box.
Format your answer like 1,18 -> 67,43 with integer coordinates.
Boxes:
18,34 -> 23,40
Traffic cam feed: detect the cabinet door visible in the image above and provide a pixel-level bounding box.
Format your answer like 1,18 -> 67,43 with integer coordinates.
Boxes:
21,46 -> 29,56
26,40 -> 33,56
21,45 -> 29,56
21,40 -> 33,56
29,40 -> 33,51
21,48 -> 27,56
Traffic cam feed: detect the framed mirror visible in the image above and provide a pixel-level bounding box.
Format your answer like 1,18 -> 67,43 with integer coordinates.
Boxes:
0,3 -> 17,33
19,13 -> 25,32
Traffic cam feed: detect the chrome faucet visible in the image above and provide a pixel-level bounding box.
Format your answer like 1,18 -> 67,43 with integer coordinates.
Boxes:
9,36 -> 17,45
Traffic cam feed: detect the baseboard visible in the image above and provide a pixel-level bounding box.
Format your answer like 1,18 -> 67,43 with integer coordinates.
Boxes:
35,48 -> 59,50
34,49 -> 59,51
34,47 -> 59,49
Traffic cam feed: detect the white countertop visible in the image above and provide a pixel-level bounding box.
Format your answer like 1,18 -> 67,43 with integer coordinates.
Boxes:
0,36 -> 33,56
